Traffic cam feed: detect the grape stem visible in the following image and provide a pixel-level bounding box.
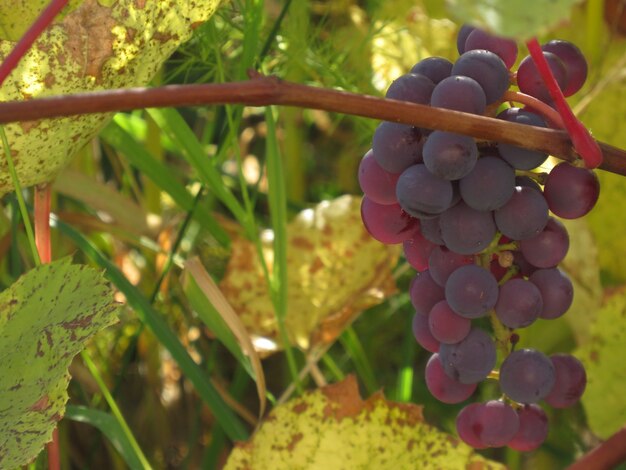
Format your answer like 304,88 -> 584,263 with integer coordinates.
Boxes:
478,253 -> 511,358
0,74 -> 625,175
567,425 -> 626,470
502,90 -> 564,128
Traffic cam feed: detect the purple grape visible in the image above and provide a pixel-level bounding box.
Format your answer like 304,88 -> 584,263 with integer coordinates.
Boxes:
515,175 -> 542,192
520,217 -> 569,268
517,52 -> 568,103
410,270 -> 445,316
495,278 -> 543,328
440,201 -> 497,255
529,268 -> 573,320
513,251 -> 538,277
420,217 -> 444,245
422,131 -> 478,181
360,197 -> 417,244
544,354 -> 587,408
456,24 -> 476,54
428,300 -> 472,344
403,231 -> 437,272
500,349 -> 556,403
358,150 -> 399,205
410,57 -> 453,84
508,404 -> 549,451
385,73 -> 435,104
439,328 -> 496,384
372,122 -> 423,173
543,162 -> 599,219
464,29 -> 518,68
426,353 -> 477,403
396,164 -> 454,217
495,186 -> 549,240
428,246 -> 473,287
496,108 -> 549,170
542,40 -> 587,96
457,401 -> 520,448
459,156 -> 515,211
452,49 -> 510,104
445,265 -> 499,319
412,311 -> 440,353
430,76 -> 486,115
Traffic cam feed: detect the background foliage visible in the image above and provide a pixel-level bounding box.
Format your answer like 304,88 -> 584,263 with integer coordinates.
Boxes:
1,0 -> 625,468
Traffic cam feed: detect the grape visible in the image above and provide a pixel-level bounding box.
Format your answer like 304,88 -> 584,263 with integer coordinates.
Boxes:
430,76 -> 486,115
495,186 -> 549,240
529,268 -> 574,320
496,108 -> 549,170
440,201 -> 497,255
396,164 -> 454,217
542,40 -> 587,96
428,246 -> 473,287
508,404 -> 549,451
520,217 -> 569,268
439,328 -> 496,384
456,401 -> 519,448
515,175 -> 542,192
445,265 -> 499,319
513,251 -> 538,277
403,231 -> 437,272
495,278 -> 543,329
360,197 -> 417,244
372,122 -> 423,173
410,57 -> 453,84
428,300 -> 471,344
452,49 -> 510,104
543,162 -> 600,219
420,217 -> 444,245
499,349 -> 556,404
422,131 -> 478,181
456,24 -> 476,54
358,150 -> 399,205
544,354 -> 587,408
517,52 -> 568,103
464,29 -> 518,68
410,270 -> 445,316
412,311 -> 440,353
426,353 -> 477,403
385,73 -> 435,104
459,156 -> 515,211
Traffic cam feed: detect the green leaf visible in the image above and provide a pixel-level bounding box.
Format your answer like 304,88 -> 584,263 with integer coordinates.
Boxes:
64,405 -> 147,470
224,376 -> 505,470
0,257 -> 119,468
576,289 -> 626,439
444,0 -> 583,39
0,0 -> 222,194
0,1 -> 83,41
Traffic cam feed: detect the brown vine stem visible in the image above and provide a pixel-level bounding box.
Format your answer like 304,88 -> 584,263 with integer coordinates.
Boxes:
0,75 -> 625,175
567,426 -> 626,470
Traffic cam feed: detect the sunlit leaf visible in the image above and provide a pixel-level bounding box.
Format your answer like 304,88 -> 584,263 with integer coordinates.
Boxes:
0,1 -> 83,41
224,375 -> 505,470
576,289 -> 626,439
219,195 -> 399,353
0,0 -> 221,195
444,0 -> 583,40
0,257 -> 119,468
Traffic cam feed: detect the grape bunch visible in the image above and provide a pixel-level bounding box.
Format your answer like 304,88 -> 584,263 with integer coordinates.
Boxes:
359,24 -> 599,451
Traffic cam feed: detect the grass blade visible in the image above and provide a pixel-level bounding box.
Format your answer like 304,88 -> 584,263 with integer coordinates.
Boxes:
183,257 -> 267,417
340,326 -> 378,395
54,217 -> 249,442
64,405 -> 147,470
100,120 -> 230,247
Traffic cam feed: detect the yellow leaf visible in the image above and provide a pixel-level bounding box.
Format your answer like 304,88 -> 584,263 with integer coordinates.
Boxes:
0,0 -> 221,195
219,195 -> 400,353
224,376 -> 505,470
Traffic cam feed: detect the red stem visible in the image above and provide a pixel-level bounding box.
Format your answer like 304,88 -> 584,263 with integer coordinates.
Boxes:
35,184 -> 56,468
0,0 -> 69,87
502,90 -> 564,128
526,38 -> 603,168
567,426 -> 626,470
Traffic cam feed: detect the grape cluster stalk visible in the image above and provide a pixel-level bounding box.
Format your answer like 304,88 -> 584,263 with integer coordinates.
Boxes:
359,25 -> 598,451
